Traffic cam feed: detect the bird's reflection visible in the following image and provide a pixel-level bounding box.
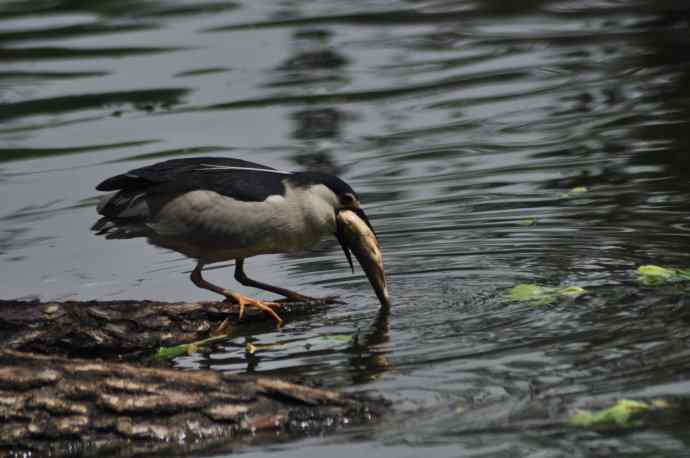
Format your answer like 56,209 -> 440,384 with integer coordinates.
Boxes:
224,302 -> 393,384
347,303 -> 392,384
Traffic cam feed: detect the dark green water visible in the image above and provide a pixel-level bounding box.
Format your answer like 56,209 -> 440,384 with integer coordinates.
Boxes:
2,1 -> 690,456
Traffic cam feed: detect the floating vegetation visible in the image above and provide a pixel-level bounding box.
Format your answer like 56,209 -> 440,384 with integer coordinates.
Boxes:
244,341 -> 289,354
245,335 -> 352,355
506,283 -> 586,305
320,334 -> 353,343
636,265 -> 690,286
517,218 -> 537,226
150,335 -> 229,361
560,186 -> 589,198
569,399 -> 670,428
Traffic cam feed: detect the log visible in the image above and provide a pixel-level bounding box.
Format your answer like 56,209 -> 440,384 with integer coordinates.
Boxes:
0,299 -> 389,454
0,299 -> 330,359
0,350 -> 386,456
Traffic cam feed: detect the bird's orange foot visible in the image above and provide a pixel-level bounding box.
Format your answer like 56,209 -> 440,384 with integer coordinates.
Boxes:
228,292 -> 284,327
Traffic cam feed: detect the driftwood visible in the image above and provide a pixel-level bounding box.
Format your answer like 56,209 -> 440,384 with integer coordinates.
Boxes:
0,350 -> 386,456
0,299 -> 330,359
0,300 -> 390,455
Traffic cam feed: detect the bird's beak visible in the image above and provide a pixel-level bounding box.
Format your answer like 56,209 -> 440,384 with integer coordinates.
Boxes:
336,209 -> 390,307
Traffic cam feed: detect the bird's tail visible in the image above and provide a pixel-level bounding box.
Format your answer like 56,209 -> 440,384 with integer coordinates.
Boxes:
91,217 -> 150,239
92,189 -> 153,239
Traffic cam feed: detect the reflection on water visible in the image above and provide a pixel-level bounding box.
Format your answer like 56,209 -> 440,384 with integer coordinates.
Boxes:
2,0 -> 690,456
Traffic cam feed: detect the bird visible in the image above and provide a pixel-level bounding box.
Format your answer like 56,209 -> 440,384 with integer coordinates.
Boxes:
91,157 -> 389,327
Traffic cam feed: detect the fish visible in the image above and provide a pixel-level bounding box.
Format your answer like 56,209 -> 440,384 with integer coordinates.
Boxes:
336,210 -> 390,307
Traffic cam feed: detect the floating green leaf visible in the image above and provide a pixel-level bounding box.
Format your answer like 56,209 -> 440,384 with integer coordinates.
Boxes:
319,334 -> 353,343
568,399 -> 671,428
244,341 -> 288,354
558,286 -> 587,298
517,218 -> 537,226
636,265 -> 690,286
509,284 -> 546,301
507,283 -> 586,305
560,186 -> 589,198
150,335 -> 229,361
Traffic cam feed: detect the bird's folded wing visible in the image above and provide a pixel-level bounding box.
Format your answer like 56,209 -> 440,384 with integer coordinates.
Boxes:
96,157 -> 294,203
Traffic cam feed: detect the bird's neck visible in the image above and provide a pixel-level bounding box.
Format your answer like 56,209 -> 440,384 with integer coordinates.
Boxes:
286,184 -> 337,237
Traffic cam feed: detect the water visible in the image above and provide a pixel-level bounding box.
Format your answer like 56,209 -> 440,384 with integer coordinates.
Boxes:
2,0 -> 690,456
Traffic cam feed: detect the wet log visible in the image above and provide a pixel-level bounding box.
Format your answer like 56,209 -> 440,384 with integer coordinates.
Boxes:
0,299 -> 328,359
0,350 -> 386,456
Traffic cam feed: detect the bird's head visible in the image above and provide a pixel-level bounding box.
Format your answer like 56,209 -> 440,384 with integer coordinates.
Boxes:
292,173 -> 390,308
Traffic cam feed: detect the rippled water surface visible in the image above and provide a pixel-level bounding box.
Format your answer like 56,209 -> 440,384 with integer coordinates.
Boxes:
3,0 -> 690,456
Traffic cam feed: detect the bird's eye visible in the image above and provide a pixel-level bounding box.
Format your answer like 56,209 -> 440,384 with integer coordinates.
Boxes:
341,193 -> 356,206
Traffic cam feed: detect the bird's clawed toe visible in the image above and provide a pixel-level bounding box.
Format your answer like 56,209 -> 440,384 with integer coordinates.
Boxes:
228,292 -> 284,327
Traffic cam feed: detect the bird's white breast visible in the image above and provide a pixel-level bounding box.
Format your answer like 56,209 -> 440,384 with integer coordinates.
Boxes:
147,183 -> 337,263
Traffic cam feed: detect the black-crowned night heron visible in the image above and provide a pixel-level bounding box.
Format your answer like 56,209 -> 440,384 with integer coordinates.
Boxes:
92,157 -> 389,326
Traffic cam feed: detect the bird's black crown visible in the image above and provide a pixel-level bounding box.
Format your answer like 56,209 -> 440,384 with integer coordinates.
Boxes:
289,172 -> 359,200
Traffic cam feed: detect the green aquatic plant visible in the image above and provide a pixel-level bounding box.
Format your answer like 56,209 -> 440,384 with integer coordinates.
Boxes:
244,341 -> 289,354
244,335 -> 352,355
150,335 -> 229,361
569,399 -> 670,428
507,283 -> 586,305
517,218 -> 537,226
319,334 -> 353,343
636,265 -> 690,286
560,186 -> 589,198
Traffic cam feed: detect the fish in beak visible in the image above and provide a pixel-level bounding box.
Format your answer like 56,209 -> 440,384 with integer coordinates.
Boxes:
336,209 -> 390,307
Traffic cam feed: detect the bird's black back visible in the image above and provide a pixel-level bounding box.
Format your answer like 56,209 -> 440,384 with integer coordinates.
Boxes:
96,157 -> 291,203
97,157 -> 358,202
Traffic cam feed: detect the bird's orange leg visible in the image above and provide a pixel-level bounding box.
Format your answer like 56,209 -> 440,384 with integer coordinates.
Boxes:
191,263 -> 284,328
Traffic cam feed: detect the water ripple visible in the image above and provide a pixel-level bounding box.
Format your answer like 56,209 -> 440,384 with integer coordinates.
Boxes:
2,1 -> 690,456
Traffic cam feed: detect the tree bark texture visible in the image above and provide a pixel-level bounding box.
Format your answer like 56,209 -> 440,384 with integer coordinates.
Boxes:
0,350 -> 386,456
0,299 -> 325,359
0,300 -> 387,455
